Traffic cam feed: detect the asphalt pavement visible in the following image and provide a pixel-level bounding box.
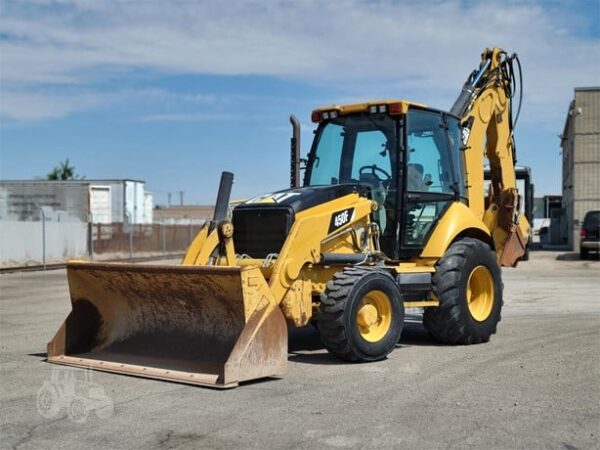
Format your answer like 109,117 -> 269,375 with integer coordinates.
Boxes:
1,251 -> 598,449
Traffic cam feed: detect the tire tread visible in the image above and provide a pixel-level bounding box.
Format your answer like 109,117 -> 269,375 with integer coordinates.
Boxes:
318,267 -> 399,362
424,238 -> 503,345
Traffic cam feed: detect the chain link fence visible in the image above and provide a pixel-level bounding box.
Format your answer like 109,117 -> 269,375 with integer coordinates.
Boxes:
0,219 -> 205,269
90,222 -> 203,258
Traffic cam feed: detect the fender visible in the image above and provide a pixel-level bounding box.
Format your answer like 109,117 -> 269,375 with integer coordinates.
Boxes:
421,202 -> 492,259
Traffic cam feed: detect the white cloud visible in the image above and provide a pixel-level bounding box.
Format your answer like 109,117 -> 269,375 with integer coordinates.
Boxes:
0,0 -> 598,124
0,87 -> 217,120
139,112 -> 243,123
0,90 -> 109,120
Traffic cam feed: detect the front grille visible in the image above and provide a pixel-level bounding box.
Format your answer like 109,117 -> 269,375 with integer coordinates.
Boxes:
232,207 -> 293,258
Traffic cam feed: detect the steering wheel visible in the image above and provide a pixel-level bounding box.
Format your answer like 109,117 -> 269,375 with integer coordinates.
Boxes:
358,164 -> 391,183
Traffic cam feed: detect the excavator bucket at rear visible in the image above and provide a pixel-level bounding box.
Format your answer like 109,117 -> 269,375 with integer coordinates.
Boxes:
47,262 -> 288,388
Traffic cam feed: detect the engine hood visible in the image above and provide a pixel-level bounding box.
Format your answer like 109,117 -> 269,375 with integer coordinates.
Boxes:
234,184 -> 370,214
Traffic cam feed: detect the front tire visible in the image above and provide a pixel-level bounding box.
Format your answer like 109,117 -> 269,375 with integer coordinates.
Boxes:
424,238 -> 503,344
318,268 -> 404,362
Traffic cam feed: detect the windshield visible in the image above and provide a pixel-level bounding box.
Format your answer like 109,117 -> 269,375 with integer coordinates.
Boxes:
304,114 -> 398,248
305,114 -> 397,187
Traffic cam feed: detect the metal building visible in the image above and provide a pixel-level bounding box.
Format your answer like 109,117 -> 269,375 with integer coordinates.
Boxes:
0,179 -> 153,224
561,87 -> 600,250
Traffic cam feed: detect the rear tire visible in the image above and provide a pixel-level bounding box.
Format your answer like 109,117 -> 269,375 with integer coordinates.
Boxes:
580,248 -> 589,260
424,238 -> 503,345
318,268 -> 404,362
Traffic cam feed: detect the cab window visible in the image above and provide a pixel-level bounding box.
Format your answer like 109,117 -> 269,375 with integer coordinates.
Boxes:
402,109 -> 460,249
406,111 -> 456,194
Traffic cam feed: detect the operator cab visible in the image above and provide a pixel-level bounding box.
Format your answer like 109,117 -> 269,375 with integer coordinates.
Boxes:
305,101 -> 466,259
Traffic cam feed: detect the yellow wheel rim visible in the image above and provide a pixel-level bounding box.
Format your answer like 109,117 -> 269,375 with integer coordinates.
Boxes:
356,290 -> 392,343
466,265 -> 494,322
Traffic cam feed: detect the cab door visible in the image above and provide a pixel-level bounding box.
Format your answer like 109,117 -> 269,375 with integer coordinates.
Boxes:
399,108 -> 465,258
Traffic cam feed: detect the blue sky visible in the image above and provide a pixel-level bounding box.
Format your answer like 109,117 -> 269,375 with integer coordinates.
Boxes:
1,0 -> 599,204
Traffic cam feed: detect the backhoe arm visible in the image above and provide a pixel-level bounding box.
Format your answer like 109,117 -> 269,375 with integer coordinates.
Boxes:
453,47 -> 529,266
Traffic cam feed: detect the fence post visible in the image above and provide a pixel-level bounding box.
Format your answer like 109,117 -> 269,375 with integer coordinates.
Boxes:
39,206 -> 46,270
164,218 -> 168,255
157,213 -> 166,256
88,212 -> 94,261
125,211 -> 133,259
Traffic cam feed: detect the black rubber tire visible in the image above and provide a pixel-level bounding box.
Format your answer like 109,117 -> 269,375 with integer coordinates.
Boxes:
423,238 -> 503,345
580,248 -> 589,260
318,267 -> 404,362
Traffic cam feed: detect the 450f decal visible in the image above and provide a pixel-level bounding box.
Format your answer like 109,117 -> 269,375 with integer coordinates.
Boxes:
328,208 -> 355,233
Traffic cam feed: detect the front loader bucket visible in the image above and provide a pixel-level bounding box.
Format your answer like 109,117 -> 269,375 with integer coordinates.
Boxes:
47,262 -> 288,388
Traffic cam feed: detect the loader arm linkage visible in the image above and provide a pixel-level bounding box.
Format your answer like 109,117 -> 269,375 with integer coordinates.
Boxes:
183,193 -> 377,308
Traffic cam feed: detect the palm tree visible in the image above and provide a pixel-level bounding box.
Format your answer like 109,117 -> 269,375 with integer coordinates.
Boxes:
47,159 -> 82,180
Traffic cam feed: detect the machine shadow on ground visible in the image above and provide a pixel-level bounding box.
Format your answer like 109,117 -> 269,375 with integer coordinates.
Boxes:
287,319 -> 441,365
29,325 -> 440,367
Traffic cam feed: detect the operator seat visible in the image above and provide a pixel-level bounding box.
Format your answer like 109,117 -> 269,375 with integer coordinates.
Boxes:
407,163 -> 426,191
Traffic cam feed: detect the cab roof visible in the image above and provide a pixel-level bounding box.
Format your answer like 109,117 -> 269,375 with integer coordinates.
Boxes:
312,99 -> 426,118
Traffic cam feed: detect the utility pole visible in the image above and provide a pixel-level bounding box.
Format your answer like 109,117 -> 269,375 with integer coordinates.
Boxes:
179,191 -> 184,206
168,192 -> 172,207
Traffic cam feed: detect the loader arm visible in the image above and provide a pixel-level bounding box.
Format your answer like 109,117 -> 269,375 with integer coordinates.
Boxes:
268,193 -> 375,303
182,220 -> 236,266
183,171 -> 237,266
185,192 -> 376,306
454,47 -> 530,266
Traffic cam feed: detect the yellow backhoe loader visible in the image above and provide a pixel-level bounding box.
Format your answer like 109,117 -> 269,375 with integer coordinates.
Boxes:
48,47 -> 530,388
